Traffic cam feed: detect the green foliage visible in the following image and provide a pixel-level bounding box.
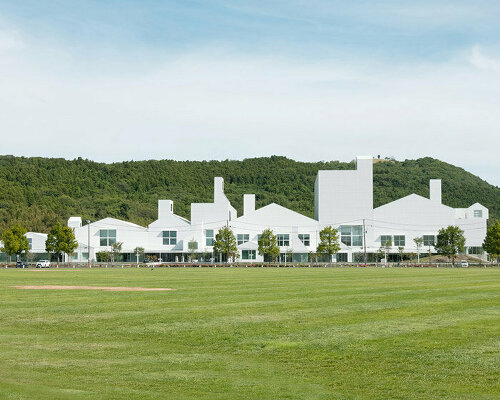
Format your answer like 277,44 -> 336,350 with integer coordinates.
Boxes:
111,242 -> 123,263
133,246 -> 145,264
0,155 -> 498,233
96,251 -> 111,262
483,220 -> 500,263
413,237 -> 423,251
0,224 -> 30,258
258,229 -> 279,262
435,226 -> 466,265
45,223 -> 78,262
213,226 -> 238,262
316,226 -> 341,261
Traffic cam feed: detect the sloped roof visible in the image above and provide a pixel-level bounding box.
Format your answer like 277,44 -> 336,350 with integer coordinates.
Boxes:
290,234 -> 309,252
148,213 -> 190,228
26,232 -> 48,238
238,241 -> 258,250
91,217 -> 147,230
374,194 -> 453,211
236,203 -> 318,226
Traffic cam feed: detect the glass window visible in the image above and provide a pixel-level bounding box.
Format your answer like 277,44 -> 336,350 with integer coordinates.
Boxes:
298,234 -> 310,246
99,230 -> 116,246
352,236 -> 363,246
423,235 -> 435,246
237,234 -> 250,245
28,238 -> 32,250
340,225 -> 363,247
394,235 -> 405,246
341,235 -> 352,246
340,225 -> 352,235
474,210 -> 482,218
71,253 -> 78,261
277,234 -> 290,247
352,226 -> 363,235
381,235 -> 392,246
468,246 -> 482,255
205,229 -> 214,246
242,250 -> 256,260
188,241 -> 198,250
82,252 -> 89,261
162,231 -> 177,245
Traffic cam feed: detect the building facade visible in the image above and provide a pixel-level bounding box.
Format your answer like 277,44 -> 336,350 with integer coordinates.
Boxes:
2,156 -> 489,263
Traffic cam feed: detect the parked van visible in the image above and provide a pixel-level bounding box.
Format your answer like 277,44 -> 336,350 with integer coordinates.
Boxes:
36,260 -> 50,268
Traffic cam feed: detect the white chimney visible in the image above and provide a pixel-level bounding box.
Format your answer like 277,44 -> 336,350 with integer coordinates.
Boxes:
244,194 -> 255,216
430,179 -> 442,204
68,217 -> 82,229
214,177 -> 224,202
158,200 -> 174,219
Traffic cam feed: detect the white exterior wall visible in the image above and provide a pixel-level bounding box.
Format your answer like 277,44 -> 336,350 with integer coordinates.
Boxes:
315,156 -> 373,225
372,191 -> 488,256
73,217 -> 147,261
19,155 -> 486,263
26,232 -> 48,254
147,200 -> 190,253
231,203 -> 320,261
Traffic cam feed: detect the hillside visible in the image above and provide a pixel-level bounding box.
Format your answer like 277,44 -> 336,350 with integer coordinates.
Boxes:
0,155 -> 498,233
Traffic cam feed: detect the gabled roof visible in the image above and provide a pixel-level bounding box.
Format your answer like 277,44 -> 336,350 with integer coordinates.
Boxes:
374,194 -> 453,211
468,202 -> 487,210
148,213 -> 190,228
91,217 -> 147,230
238,241 -> 258,250
26,232 -> 48,238
236,203 -> 318,226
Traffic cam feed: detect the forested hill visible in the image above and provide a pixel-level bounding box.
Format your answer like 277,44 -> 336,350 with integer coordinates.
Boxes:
0,155 -> 498,233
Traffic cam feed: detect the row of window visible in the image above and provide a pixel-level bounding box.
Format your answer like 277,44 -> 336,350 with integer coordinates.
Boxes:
380,235 -> 405,246
380,235 -> 436,247
97,230 -> 334,248
97,229 -> 454,250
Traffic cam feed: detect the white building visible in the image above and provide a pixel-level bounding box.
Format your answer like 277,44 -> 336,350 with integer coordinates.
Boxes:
4,156 -> 488,263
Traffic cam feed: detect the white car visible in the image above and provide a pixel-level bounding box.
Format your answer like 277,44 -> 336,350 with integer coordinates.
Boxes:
460,260 -> 469,268
36,260 -> 50,268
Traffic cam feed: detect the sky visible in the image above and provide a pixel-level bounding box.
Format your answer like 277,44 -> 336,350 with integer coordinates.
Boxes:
0,0 -> 499,185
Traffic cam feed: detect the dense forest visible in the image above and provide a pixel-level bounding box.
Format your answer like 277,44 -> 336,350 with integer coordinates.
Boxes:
0,155 -> 498,233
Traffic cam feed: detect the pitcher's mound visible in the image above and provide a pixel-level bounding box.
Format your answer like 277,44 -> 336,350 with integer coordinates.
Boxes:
11,285 -> 174,291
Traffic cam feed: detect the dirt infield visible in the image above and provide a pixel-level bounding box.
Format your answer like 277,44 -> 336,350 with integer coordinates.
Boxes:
11,285 -> 174,291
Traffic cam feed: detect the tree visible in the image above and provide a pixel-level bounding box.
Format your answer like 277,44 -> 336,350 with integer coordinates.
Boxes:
134,246 -> 145,266
1,224 -> 30,262
413,237 -> 423,265
187,240 -> 199,262
111,242 -> 123,264
45,223 -> 78,266
258,229 -> 279,262
435,225 -> 466,266
96,251 -> 111,262
397,246 -> 405,263
483,220 -> 500,264
213,227 -> 238,263
384,239 -> 392,263
316,226 -> 341,262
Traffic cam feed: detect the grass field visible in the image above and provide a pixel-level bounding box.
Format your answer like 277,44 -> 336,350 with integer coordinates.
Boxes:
1,268 -> 499,399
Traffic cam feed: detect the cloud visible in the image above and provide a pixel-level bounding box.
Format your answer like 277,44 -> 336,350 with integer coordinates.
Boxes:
470,46 -> 500,72
0,29 -> 25,52
0,29 -> 498,185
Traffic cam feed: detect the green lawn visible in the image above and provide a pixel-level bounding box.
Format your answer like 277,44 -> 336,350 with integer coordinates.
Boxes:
1,268 -> 499,400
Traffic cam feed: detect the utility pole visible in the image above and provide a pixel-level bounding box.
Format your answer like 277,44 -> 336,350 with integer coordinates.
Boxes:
363,218 -> 367,265
86,220 -> 91,268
